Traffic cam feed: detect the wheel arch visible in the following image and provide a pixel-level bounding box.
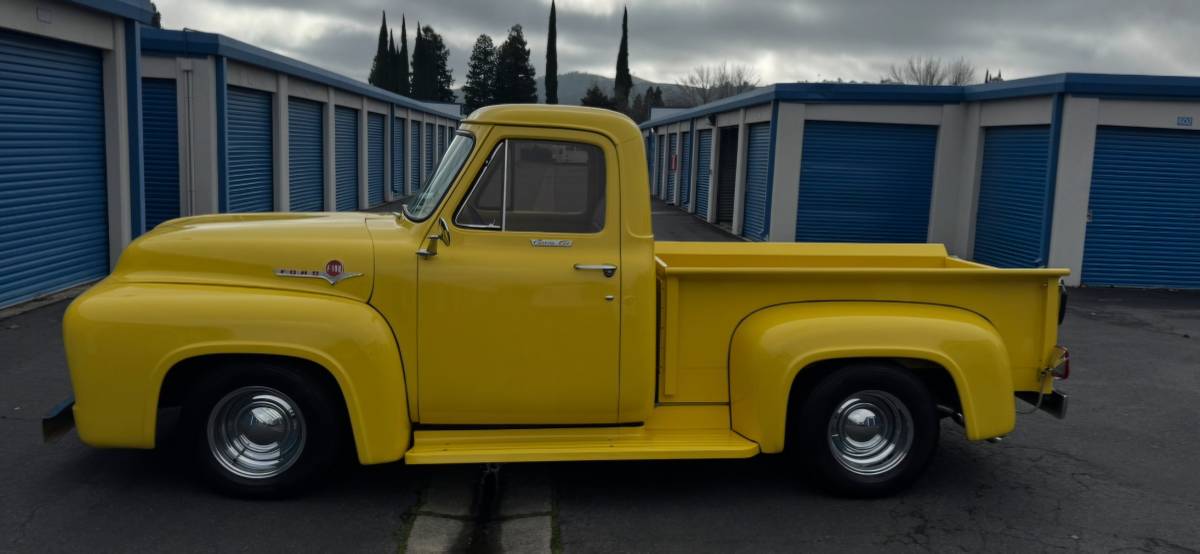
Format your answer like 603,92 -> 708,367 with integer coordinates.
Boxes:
728,301 -> 1014,452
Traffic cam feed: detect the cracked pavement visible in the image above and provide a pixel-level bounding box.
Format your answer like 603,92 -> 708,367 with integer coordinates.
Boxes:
2,201 -> 1199,552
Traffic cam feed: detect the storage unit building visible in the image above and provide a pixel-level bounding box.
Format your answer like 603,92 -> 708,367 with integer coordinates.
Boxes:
0,12 -> 458,310
643,75 -> 1200,288
0,0 -> 155,309
137,27 -> 458,219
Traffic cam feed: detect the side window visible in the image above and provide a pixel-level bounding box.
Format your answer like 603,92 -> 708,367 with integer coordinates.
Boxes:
455,139 -> 606,233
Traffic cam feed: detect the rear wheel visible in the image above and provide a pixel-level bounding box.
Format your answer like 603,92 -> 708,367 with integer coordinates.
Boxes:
183,361 -> 345,498
793,363 -> 939,497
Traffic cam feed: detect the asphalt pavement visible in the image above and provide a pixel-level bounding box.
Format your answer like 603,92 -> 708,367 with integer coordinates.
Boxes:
1,199 -> 1198,552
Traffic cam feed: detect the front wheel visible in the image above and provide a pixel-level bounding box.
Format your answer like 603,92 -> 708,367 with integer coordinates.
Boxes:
793,363 -> 939,498
184,362 -> 346,498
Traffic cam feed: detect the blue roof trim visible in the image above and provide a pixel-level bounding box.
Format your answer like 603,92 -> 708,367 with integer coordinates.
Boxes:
66,0 -> 155,24
642,73 -> 1200,129
140,27 -> 459,120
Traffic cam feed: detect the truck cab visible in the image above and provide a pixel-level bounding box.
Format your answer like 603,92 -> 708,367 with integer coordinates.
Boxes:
56,105 -> 1070,498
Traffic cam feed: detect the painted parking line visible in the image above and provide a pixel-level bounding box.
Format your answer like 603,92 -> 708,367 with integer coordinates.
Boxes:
403,464 -> 555,553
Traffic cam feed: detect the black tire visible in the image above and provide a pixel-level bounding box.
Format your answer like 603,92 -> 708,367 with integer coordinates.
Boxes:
791,362 -> 939,498
182,360 -> 346,498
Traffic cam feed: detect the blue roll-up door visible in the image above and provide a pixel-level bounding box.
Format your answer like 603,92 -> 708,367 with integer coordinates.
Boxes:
680,131 -> 692,210
393,117 -> 406,195
142,78 -> 179,229
226,86 -> 274,212
1082,126 -> 1200,288
424,122 -> 435,177
795,121 -> 937,242
410,122 -> 422,192
645,135 -> 654,189
695,130 -> 713,218
667,134 -> 678,204
367,113 -> 385,208
288,97 -> 324,211
0,29 -> 108,308
334,106 -> 358,211
973,125 -> 1052,268
654,137 -> 665,196
742,123 -> 772,241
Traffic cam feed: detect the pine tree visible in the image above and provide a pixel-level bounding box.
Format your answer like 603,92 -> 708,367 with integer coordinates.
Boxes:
368,11 -> 390,89
580,83 -> 614,109
545,0 -> 558,104
410,21 -> 429,99
613,7 -> 633,110
421,25 -> 455,102
397,16 -> 410,95
463,34 -> 497,112
493,25 -> 538,104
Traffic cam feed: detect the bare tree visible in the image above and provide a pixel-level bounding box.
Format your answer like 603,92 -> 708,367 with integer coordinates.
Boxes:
884,56 -> 977,86
674,62 -> 761,107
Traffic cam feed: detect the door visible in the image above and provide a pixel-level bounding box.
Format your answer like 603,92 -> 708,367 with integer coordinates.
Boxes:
695,129 -> 713,218
1082,126 -> 1200,288
334,106 -> 358,211
288,97 -> 324,211
410,121 -> 421,193
741,122 -> 771,241
227,86 -> 274,212
654,136 -> 665,196
795,120 -> 937,242
716,127 -> 738,225
392,117 -> 406,195
0,28 -> 108,309
417,129 -> 620,424
142,78 -> 179,228
973,125 -> 1052,267
667,133 -> 678,204
680,131 -> 692,210
367,113 -> 385,207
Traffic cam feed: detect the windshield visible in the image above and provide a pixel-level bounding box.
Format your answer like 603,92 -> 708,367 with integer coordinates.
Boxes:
404,133 -> 475,221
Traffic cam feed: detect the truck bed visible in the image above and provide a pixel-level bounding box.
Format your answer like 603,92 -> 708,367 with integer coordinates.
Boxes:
653,241 -> 1068,404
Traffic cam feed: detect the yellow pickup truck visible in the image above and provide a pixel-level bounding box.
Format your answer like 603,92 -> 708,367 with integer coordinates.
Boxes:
50,105 -> 1070,498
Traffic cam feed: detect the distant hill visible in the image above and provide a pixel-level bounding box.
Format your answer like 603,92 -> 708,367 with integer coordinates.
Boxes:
536,71 -> 682,105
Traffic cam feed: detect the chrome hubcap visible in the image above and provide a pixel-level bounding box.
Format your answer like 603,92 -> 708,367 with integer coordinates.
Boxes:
827,390 -> 913,476
207,386 -> 306,479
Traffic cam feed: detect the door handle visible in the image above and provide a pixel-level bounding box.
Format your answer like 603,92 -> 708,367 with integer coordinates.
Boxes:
574,264 -> 618,278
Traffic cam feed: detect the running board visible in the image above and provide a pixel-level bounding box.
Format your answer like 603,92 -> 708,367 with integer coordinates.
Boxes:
404,427 -> 760,465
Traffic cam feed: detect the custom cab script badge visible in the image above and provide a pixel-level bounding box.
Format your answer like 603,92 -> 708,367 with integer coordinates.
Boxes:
274,259 -> 363,285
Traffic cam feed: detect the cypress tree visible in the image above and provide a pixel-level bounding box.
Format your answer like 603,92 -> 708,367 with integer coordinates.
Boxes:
545,0 -> 558,104
463,34 -> 497,112
368,11 -> 389,88
397,16 -> 410,96
494,25 -> 538,104
387,30 -> 398,93
613,7 -> 633,110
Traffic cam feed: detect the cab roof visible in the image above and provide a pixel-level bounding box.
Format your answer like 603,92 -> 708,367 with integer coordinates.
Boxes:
465,104 -> 643,145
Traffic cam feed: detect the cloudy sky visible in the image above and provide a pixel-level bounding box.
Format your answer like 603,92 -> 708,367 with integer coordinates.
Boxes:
154,0 -> 1199,87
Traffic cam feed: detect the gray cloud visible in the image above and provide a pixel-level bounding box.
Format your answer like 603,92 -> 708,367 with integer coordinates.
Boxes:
157,0 -> 1200,88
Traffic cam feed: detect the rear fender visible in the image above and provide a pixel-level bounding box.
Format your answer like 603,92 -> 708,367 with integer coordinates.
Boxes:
728,302 -> 1012,452
64,283 -> 410,464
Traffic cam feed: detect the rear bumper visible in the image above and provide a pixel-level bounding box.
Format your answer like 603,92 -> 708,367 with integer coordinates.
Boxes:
42,396 -> 75,442
1016,389 -> 1068,419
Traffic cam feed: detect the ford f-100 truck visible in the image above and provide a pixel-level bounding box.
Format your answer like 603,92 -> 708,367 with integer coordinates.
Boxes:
49,105 -> 1071,498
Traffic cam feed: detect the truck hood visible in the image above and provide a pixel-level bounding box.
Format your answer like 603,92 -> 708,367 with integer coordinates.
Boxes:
110,212 -> 384,302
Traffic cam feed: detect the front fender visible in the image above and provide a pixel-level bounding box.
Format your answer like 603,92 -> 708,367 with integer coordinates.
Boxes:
728,302 -> 1013,453
64,283 -> 410,465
